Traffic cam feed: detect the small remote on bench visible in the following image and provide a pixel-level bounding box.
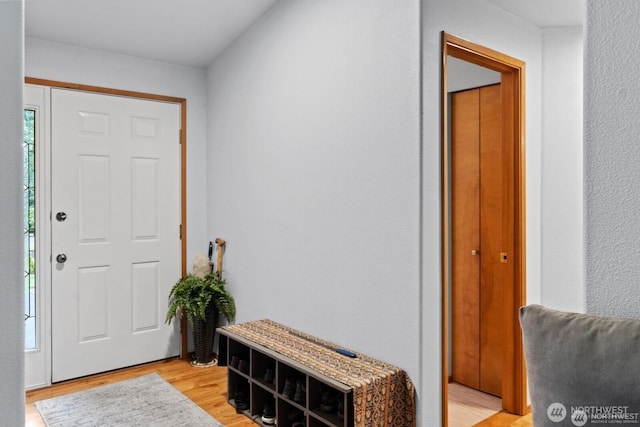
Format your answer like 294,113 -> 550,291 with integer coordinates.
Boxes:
289,331 -> 358,358
335,349 -> 357,358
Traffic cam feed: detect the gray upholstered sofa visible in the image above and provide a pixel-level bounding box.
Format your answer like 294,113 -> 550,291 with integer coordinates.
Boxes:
520,305 -> 640,426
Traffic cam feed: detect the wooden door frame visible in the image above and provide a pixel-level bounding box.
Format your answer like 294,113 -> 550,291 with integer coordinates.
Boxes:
24,77 -> 189,359
440,32 -> 527,422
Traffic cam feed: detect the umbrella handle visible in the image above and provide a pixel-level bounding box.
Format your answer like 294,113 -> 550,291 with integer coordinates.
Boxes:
215,238 -> 226,277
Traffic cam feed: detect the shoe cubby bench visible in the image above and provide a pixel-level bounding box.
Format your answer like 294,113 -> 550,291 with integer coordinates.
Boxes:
219,320 -> 415,427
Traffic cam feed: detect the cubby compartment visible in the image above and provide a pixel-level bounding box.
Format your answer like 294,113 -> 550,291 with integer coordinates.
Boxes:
278,362 -> 307,406
227,339 -> 250,376
228,371 -> 250,415
252,351 -> 276,391
309,376 -> 350,426
220,329 -> 354,427
251,384 -> 277,426
277,399 -> 307,427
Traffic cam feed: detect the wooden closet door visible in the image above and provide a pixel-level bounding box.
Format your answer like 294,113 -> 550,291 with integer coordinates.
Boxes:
451,88 -> 481,390
451,84 -> 503,397
479,84 -> 503,397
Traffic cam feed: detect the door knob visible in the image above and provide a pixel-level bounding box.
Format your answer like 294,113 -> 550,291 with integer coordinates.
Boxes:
56,212 -> 67,222
56,254 -> 67,263
471,249 -> 479,256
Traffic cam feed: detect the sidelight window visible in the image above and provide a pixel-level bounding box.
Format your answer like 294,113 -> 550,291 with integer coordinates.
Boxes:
24,108 -> 37,351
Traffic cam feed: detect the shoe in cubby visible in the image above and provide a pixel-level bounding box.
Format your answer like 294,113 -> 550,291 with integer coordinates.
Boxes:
233,390 -> 249,412
282,376 -> 296,399
294,378 -> 306,404
320,389 -> 340,413
261,400 -> 276,425
263,368 -> 275,385
229,355 -> 240,370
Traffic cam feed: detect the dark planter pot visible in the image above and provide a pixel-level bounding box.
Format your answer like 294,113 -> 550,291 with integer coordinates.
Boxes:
192,303 -> 218,366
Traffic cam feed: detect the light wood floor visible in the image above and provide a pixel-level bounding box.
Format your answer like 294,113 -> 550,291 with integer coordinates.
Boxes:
449,382 -> 502,426
25,357 -> 255,427
26,361 -> 532,426
449,382 -> 532,427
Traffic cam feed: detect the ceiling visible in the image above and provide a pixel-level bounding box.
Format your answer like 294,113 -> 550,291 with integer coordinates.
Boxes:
484,0 -> 584,28
25,0 -> 583,69
25,0 -> 278,69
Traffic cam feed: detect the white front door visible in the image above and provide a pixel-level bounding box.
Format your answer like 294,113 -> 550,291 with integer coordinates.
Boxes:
51,89 -> 181,382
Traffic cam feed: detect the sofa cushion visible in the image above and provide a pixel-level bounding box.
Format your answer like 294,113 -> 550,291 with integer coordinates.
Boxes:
520,304 -> 640,426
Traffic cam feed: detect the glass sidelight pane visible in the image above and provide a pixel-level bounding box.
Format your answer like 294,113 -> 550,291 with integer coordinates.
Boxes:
24,109 -> 36,351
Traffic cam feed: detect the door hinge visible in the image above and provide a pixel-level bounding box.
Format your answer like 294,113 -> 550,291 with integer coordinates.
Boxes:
179,224 -> 183,239
179,129 -> 182,144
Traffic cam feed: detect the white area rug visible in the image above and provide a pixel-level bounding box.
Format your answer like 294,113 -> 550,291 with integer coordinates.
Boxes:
35,372 -> 223,427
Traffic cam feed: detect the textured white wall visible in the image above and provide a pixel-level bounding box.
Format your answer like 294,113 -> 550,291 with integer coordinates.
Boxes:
541,27 -> 584,312
206,0 -> 422,415
207,0 -> 545,423
4,1 -> 584,424
25,39 -> 209,265
0,1 -> 26,424
207,0 -> 421,352
585,0 -> 640,318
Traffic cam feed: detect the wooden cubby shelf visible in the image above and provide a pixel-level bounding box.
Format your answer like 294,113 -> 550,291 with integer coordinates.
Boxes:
219,320 -> 415,426
219,328 -> 354,427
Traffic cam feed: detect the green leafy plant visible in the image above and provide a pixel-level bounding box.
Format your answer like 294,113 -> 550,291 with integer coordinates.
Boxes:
165,272 -> 236,326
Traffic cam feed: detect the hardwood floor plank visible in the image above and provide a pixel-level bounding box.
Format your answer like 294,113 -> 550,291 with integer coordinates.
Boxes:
449,382 -> 531,427
449,382 -> 502,426
27,359 -> 533,426
473,411 -> 520,426
25,358 -> 255,427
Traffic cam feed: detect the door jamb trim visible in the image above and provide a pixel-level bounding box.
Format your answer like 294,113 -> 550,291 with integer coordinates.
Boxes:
440,32 -> 528,421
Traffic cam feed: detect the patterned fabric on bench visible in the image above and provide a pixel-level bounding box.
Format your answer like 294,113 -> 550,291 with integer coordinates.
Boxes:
222,319 -> 416,427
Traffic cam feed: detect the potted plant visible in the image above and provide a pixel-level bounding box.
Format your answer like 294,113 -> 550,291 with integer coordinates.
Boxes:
165,272 -> 236,366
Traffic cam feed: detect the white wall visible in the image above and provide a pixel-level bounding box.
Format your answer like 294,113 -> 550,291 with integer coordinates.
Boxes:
422,0 -> 544,419
206,0 -> 563,423
541,27 -> 584,312
2,1 -> 587,425
447,57 -> 501,92
25,38 -> 209,265
0,1 -> 26,424
206,0 -> 422,416
584,0 -> 640,318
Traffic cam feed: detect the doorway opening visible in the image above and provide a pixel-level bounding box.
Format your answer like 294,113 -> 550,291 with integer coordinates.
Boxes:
441,33 -> 527,424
